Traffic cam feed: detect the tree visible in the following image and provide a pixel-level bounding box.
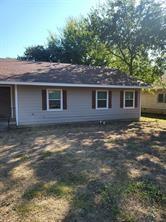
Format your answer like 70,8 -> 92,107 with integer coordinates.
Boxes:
60,18 -> 112,66
88,0 -> 166,81
47,32 -> 63,62
18,0 -> 165,84
60,18 -> 91,64
23,45 -> 49,61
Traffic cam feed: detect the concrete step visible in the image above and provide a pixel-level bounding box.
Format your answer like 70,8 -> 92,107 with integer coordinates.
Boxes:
0,121 -> 16,130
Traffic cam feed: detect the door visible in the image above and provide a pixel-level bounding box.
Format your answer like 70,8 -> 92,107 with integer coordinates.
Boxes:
0,87 -> 11,118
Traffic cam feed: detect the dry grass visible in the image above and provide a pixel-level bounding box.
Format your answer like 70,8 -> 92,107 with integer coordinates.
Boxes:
0,118 -> 166,222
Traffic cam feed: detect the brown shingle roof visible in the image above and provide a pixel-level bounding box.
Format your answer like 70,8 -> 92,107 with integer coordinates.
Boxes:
0,59 -> 146,86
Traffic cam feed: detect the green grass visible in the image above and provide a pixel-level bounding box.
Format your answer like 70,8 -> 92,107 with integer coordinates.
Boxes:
73,192 -> 93,210
22,183 -> 45,200
99,180 -> 164,205
1,119 -> 165,221
23,181 -> 74,201
141,116 -> 166,123
61,172 -> 88,186
14,202 -> 40,218
41,150 -> 54,158
20,180 -> 147,220
125,181 -> 165,204
46,182 -> 73,198
13,153 -> 29,161
94,180 -> 165,220
119,212 -> 136,222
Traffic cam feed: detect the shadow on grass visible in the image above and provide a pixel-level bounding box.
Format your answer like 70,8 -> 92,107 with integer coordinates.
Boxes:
142,113 -> 166,120
0,121 -> 165,221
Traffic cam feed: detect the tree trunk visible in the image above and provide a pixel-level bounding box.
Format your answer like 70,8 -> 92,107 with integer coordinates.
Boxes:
129,65 -> 133,76
129,57 -> 133,76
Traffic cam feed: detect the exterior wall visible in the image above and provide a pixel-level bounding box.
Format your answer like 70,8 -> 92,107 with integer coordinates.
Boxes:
0,85 -> 15,119
141,90 -> 166,114
17,85 -> 141,125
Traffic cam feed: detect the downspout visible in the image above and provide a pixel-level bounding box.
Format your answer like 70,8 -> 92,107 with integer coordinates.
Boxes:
14,85 -> 19,126
10,86 -> 14,118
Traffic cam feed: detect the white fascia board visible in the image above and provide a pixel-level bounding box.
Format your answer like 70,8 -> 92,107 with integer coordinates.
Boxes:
0,81 -> 148,89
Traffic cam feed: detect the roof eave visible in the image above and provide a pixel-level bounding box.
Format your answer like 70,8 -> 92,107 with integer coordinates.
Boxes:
0,81 -> 149,89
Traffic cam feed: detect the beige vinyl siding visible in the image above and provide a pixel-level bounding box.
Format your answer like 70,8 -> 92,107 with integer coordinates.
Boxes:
141,90 -> 166,114
17,85 -> 140,125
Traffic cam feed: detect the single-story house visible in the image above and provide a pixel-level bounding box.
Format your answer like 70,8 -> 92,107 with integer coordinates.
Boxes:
0,59 -> 147,126
141,74 -> 166,115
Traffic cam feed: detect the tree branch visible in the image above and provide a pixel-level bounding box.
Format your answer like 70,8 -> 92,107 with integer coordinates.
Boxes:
117,45 -> 130,66
108,50 -> 125,61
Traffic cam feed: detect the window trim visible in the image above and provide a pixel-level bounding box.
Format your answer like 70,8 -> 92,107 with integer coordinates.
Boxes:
123,90 -> 135,109
157,93 -> 165,103
96,90 -> 109,110
46,89 -> 63,111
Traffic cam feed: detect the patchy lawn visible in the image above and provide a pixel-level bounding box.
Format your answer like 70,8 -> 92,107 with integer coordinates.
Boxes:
0,118 -> 165,222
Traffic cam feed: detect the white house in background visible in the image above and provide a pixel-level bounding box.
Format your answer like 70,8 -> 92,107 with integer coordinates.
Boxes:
0,59 -> 147,127
141,74 -> 166,115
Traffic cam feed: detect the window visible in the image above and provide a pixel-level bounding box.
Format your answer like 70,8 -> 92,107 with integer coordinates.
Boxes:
124,91 -> 135,108
47,89 -> 62,110
158,93 -> 166,103
96,90 -> 108,109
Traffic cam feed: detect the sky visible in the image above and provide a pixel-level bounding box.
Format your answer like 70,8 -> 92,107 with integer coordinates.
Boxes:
0,0 -> 103,58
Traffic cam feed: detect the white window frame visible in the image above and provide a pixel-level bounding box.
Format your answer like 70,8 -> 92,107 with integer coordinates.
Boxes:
123,90 -> 135,109
47,89 -> 63,111
96,90 -> 109,110
157,93 -> 166,103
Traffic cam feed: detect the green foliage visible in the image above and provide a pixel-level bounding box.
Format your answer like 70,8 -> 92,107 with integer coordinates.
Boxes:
61,18 -> 90,64
47,32 -> 63,62
23,45 -> 50,61
60,18 -> 110,66
18,0 -> 166,84
88,0 -> 166,81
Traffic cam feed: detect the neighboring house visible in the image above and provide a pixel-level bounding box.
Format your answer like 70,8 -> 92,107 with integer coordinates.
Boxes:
141,75 -> 166,115
0,59 -> 147,126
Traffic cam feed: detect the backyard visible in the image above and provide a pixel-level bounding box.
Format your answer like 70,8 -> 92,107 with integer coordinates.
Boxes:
0,117 -> 165,222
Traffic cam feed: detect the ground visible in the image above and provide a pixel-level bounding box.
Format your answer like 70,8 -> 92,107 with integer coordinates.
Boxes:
0,117 -> 165,222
